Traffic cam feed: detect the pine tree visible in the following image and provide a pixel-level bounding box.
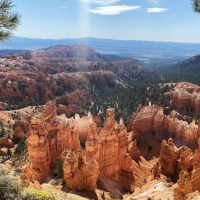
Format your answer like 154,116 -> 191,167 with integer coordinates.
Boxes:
7,148 -> 12,158
0,0 -> 20,41
193,0 -> 200,13
54,158 -> 63,179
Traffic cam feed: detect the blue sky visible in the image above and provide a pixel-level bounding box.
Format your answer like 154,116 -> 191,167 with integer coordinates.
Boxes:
13,0 -> 200,43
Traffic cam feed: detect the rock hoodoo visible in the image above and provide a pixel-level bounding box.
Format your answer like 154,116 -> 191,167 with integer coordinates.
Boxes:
27,101 -> 81,183
159,138 -> 178,176
27,102 -> 136,191
159,138 -> 193,178
172,137 -> 200,199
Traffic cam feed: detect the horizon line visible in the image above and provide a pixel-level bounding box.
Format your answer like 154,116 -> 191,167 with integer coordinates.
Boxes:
12,36 -> 200,45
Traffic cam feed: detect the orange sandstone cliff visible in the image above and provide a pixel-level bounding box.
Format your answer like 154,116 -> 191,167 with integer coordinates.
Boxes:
26,102 -> 148,192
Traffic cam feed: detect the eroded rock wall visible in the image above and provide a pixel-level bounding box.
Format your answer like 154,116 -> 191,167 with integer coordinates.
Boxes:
62,149 -> 99,191
130,105 -> 198,143
174,139 -> 200,199
27,101 -> 81,183
159,138 -> 193,178
171,82 -> 200,113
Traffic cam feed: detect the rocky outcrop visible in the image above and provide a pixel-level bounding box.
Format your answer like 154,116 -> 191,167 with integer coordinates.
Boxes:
195,122 -> 200,143
61,122 -> 101,191
177,146 -> 193,172
129,105 -> 198,143
27,101 -> 81,183
128,139 -> 140,160
55,90 -> 92,107
22,52 -> 32,59
27,105 -> 136,191
159,138 -> 178,176
85,123 -> 101,162
62,149 -> 99,191
152,162 -> 161,179
98,109 -> 134,191
191,139 -> 200,169
72,112 -> 94,143
170,82 -> 200,113
174,140 -> 200,199
174,169 -> 200,200
131,106 -> 161,139
13,125 -> 26,141
21,164 -> 35,187
57,104 -> 85,118
159,138 -> 193,178
0,137 -> 14,149
13,120 -> 29,141
0,137 -> 14,156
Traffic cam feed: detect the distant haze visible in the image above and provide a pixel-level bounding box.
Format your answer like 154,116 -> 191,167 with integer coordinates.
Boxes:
1,37 -> 200,63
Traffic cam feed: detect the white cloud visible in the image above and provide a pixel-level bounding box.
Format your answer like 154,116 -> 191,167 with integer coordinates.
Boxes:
88,5 -> 141,15
81,0 -> 120,5
147,7 -> 168,13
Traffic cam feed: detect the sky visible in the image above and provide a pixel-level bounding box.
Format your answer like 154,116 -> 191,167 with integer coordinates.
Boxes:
12,0 -> 200,43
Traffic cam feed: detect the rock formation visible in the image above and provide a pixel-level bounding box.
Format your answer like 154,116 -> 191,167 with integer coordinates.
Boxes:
152,162 -> 161,179
0,137 -> 14,149
61,108 -> 135,191
0,137 -> 14,156
129,105 -> 198,143
72,112 -> 94,143
128,139 -> 140,160
21,164 -> 35,187
170,82 -> 200,113
159,138 -> 193,179
62,149 -> 99,191
27,104 -> 136,191
177,146 -> 193,172
27,101 -> 81,183
13,120 -> 29,141
173,139 -> 200,199
85,123 -> 101,162
131,106 -> 161,139
174,169 -> 200,200
191,138 -> 200,169
159,138 -> 178,176
97,109 -> 134,190
57,104 -> 85,118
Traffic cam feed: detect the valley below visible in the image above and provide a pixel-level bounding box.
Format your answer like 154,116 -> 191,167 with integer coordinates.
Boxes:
1,44 -> 200,200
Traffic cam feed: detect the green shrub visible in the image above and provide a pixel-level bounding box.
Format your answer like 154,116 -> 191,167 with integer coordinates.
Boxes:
22,189 -> 57,200
0,170 -> 22,199
166,176 -> 172,183
15,168 -> 23,173
99,191 -> 105,200
109,192 -> 116,199
51,178 -> 65,186
168,183 -> 173,187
